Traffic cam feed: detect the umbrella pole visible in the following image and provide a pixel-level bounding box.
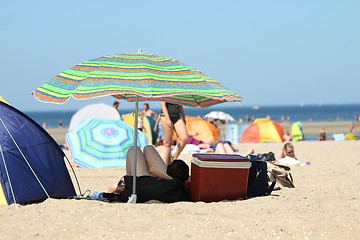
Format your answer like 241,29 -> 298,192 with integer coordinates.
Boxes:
127,96 -> 139,203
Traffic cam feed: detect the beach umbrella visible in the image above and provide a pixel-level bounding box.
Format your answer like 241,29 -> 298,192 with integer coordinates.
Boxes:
33,50 -> 243,203
66,118 -> 148,168
68,103 -> 121,131
204,111 -> 235,122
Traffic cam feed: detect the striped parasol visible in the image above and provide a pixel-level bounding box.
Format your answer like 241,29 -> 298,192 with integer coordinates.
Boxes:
66,119 -> 148,168
33,50 -> 243,203
33,51 -> 243,107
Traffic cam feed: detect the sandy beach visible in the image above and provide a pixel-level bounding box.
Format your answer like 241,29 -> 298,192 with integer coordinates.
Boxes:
1,124 -> 360,239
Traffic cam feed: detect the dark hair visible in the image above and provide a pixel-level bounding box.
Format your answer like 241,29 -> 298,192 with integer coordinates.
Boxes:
166,159 -> 189,182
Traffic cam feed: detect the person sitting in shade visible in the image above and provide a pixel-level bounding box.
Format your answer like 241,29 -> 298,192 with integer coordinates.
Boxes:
108,145 -> 189,193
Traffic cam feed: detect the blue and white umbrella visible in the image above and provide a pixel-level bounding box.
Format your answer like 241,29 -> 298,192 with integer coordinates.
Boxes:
204,111 -> 235,122
66,118 -> 148,168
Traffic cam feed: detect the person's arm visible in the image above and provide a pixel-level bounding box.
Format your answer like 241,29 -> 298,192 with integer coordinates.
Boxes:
153,115 -> 160,131
276,150 -> 284,160
151,110 -> 158,119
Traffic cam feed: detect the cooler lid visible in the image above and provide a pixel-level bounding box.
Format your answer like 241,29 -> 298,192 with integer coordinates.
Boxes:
191,154 -> 251,169
192,154 -> 248,162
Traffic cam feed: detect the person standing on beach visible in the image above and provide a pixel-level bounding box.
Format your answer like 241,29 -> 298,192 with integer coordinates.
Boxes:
137,111 -> 146,132
154,114 -> 164,146
143,103 -> 158,120
113,101 -> 122,120
159,102 -> 188,165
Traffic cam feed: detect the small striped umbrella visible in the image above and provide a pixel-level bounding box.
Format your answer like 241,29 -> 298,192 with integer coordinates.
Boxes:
66,119 -> 147,168
33,50 -> 243,203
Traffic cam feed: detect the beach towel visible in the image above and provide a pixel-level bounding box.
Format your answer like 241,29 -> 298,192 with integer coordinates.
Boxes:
277,156 -> 301,166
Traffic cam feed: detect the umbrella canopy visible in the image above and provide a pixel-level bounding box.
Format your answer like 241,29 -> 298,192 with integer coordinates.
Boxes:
204,111 -> 235,122
66,118 -> 148,168
33,51 -> 243,203
68,103 -> 121,131
241,118 -> 284,143
33,51 -> 243,107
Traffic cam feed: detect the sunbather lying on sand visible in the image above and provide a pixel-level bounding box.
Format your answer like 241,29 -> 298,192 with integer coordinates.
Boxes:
108,145 -> 189,193
276,142 -> 296,160
186,131 -> 236,154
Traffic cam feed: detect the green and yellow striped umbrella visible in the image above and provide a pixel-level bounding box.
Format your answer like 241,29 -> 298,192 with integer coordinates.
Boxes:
33,51 -> 243,107
33,51 -> 243,203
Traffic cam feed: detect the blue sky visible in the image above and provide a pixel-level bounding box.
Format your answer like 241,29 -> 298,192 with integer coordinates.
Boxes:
1,1 -> 359,112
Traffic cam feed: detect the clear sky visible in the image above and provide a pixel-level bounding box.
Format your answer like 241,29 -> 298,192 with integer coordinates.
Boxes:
1,1 -> 359,112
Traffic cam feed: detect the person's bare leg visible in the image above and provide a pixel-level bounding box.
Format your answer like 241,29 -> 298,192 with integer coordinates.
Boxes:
126,146 -> 149,176
215,143 -> 226,154
160,117 -> 173,165
158,146 -> 170,163
108,146 -> 149,193
223,143 -> 235,154
143,145 -> 170,179
172,119 -> 189,160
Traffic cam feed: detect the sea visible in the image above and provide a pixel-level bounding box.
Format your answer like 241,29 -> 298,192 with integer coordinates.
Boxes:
25,103 -> 360,129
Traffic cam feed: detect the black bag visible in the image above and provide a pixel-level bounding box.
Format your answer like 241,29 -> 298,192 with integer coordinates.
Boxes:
246,155 -> 276,197
257,152 -> 276,162
102,176 -> 192,203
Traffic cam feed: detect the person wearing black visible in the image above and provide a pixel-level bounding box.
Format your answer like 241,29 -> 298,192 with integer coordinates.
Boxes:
159,102 -> 188,164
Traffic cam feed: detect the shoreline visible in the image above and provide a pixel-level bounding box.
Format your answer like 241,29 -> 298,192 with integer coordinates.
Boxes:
47,120 -> 357,145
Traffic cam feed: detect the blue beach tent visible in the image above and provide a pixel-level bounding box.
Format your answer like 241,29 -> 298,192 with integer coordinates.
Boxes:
0,101 -> 76,205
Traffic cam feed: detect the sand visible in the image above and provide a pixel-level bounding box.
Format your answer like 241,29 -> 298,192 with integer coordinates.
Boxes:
1,125 -> 360,239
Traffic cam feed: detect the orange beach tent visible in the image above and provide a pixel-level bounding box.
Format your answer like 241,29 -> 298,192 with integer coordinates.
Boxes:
177,116 -> 220,143
241,118 -> 284,143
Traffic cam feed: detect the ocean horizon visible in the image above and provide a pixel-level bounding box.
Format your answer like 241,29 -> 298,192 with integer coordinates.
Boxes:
25,103 -> 360,129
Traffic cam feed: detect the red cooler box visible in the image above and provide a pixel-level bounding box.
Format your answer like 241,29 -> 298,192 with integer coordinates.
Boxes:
190,154 -> 251,202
